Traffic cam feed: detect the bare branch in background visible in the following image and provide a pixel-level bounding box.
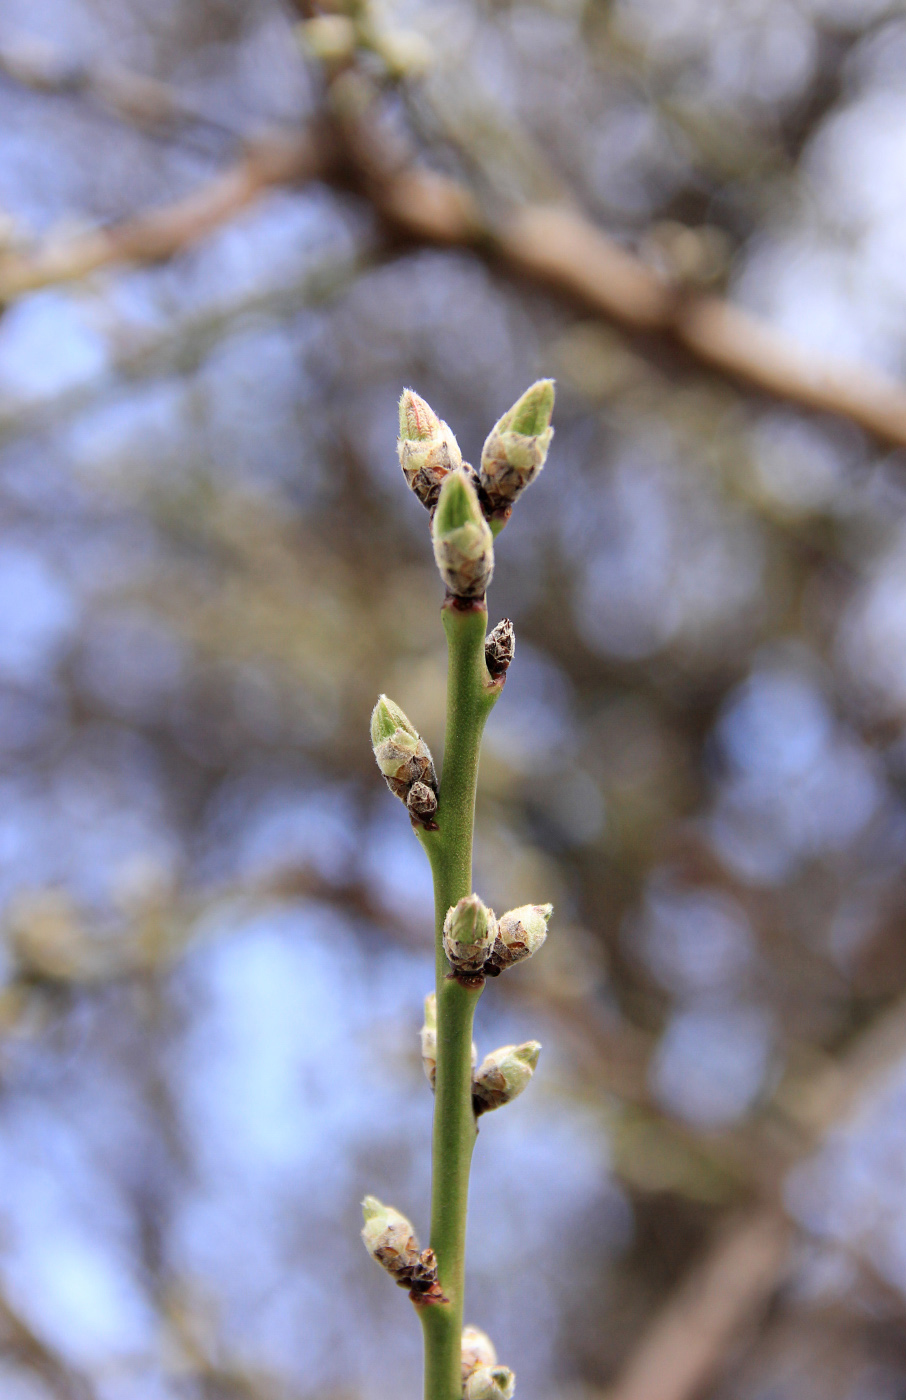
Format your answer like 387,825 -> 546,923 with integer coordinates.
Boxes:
601,1210 -> 791,1400
0,131 -> 323,300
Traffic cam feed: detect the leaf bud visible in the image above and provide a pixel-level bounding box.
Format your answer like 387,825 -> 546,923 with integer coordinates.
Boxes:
485,618 -> 515,680
480,379 -> 555,513
443,895 -> 498,977
486,904 -> 552,974
420,993 -> 476,1089
462,1326 -> 497,1382
472,1041 -> 541,1114
398,388 -> 463,510
432,471 -> 495,599
371,693 -> 418,747
420,992 -> 437,1088
464,1366 -> 516,1400
407,780 -> 438,825
361,1197 -> 421,1282
371,697 -> 437,803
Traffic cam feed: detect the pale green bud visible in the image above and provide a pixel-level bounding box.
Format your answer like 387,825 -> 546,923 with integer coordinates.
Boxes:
361,1197 -> 420,1281
432,471 -> 494,599
465,1366 -> 516,1400
371,693 -> 418,747
371,697 -> 437,803
473,1041 -> 541,1114
398,388 -> 463,510
462,1326 -> 497,1382
485,618 -> 515,680
443,895 -> 498,976
420,992 -> 476,1088
480,379 -> 555,512
361,1196 -> 441,1298
487,904 -> 552,974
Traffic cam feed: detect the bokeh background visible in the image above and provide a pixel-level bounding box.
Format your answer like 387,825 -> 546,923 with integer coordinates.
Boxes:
3,2 -> 906,1398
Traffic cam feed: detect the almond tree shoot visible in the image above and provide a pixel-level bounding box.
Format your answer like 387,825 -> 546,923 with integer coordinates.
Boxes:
361,383 -> 557,1400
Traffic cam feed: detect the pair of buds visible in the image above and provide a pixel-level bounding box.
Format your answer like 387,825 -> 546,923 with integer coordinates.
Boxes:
420,993 -> 542,1117
399,382 -> 555,598
443,895 -> 552,980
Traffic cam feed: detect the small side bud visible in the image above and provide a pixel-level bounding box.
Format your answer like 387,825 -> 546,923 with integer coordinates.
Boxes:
407,781 -> 438,825
473,1041 -> 541,1114
465,1366 -> 516,1400
371,697 -> 437,804
421,993 -> 477,1089
462,1326 -> 497,1382
361,1197 -> 420,1282
420,992 -> 437,1088
485,618 -> 515,680
443,895 -> 498,977
361,1197 -> 442,1301
399,388 -> 463,510
480,379 -> 555,513
486,904 -> 552,974
432,471 -> 495,599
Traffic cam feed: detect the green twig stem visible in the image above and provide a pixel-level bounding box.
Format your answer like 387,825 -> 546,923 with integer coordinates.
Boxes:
416,598 -> 503,1400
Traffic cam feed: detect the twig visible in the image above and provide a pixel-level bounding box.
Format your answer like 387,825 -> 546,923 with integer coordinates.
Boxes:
0,32 -> 239,140
376,178 -> 906,450
0,131 -> 323,302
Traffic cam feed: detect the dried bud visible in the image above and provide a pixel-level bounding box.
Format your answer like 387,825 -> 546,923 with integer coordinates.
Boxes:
464,1366 -> 516,1400
462,1326 -> 497,1382
407,781 -> 438,825
432,471 -> 495,599
473,1041 -> 541,1114
443,895 -> 498,976
398,388 -> 463,510
420,993 -> 476,1089
480,379 -> 555,512
371,696 -> 437,803
361,1197 -> 420,1282
486,904 -> 552,974
485,618 -> 515,679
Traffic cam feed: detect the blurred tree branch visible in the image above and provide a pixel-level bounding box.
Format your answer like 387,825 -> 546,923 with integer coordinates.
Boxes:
1,61 -> 905,456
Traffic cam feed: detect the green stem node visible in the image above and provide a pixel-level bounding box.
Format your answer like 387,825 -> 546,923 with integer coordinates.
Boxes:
415,599 -> 502,1400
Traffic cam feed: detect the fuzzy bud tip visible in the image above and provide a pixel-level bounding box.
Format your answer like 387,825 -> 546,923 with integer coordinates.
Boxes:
432,471 -> 495,599
371,694 -> 418,748
398,389 -> 463,510
480,379 -> 555,512
462,1326 -> 498,1381
487,903 -> 552,973
465,1365 -> 516,1400
473,1040 -> 541,1113
443,894 -> 498,976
